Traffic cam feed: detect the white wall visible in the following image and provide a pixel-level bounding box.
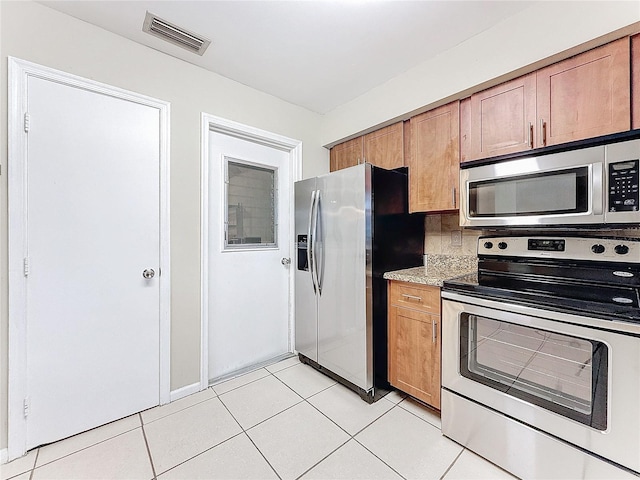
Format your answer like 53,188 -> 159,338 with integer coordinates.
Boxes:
0,0 -> 327,451
320,1 -> 640,146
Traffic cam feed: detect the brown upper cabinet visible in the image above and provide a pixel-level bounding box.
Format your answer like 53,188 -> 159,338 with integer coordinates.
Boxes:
329,136 -> 363,172
329,122 -> 404,172
467,73 -> 537,161
632,34 -> 640,130
537,37 -> 630,147
409,101 -> 460,213
462,37 -> 631,162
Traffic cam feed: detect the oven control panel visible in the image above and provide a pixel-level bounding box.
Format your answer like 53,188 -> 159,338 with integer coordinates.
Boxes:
479,236 -> 640,263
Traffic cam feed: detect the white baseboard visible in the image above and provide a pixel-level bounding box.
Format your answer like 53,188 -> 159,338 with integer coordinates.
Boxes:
169,381 -> 203,403
1,448 -> 8,464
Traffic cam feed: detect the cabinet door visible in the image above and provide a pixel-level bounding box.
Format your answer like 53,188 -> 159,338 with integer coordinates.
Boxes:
632,34 -> 640,130
537,37 -> 630,147
388,305 -> 441,409
469,73 -> 536,160
409,101 -> 460,213
329,137 -> 363,172
363,122 -> 404,169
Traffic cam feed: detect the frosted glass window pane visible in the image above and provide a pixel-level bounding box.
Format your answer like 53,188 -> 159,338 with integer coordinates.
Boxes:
225,158 -> 277,249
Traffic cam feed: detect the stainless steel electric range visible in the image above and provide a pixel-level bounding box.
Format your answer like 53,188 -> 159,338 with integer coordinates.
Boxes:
441,236 -> 640,479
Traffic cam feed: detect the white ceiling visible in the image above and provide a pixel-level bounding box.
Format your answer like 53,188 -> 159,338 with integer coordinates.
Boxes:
39,1 -> 533,114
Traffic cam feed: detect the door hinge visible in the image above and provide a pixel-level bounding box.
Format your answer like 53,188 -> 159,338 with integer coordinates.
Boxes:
23,397 -> 30,418
23,257 -> 30,276
24,113 -> 30,133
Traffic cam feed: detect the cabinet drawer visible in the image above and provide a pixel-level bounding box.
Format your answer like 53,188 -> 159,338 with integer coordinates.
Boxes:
388,281 -> 440,314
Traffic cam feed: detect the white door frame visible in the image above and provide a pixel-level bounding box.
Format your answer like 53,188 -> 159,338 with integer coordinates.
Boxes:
7,57 -> 171,461
200,113 -> 302,388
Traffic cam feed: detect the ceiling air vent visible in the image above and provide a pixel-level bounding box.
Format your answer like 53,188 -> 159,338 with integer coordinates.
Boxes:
143,12 -> 211,56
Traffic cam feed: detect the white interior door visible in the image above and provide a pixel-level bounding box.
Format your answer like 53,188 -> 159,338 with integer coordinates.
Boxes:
207,130 -> 292,381
11,68 -> 167,451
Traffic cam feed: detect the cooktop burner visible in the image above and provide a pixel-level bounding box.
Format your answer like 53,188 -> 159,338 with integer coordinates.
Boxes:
443,236 -> 640,324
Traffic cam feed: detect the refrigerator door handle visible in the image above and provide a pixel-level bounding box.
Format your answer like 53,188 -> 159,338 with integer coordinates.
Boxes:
312,189 -> 322,295
307,190 -> 317,293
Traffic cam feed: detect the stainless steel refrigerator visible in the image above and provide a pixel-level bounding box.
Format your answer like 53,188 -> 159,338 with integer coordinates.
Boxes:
295,163 -> 424,402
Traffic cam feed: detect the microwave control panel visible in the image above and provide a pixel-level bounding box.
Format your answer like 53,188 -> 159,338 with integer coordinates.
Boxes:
608,159 -> 639,212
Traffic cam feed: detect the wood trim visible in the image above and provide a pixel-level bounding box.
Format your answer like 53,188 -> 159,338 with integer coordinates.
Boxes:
632,34 -> 640,130
403,120 -> 411,168
459,97 -> 471,163
329,147 -> 338,172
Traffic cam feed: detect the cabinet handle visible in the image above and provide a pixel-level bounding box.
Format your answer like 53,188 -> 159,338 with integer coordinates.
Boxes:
432,318 -> 437,343
529,122 -> 534,148
540,119 -> 547,146
401,294 -> 422,302
452,187 -> 456,208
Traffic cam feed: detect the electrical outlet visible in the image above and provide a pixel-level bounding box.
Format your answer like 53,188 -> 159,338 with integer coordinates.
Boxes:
451,230 -> 462,246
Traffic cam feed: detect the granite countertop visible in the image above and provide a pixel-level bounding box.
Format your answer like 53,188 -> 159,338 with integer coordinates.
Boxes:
383,254 -> 477,287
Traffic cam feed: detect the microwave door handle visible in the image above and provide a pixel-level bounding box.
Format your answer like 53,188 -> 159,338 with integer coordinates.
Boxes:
592,163 -> 603,215
307,190 -> 317,293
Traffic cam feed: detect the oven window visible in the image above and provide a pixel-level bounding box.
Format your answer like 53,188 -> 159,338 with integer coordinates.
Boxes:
468,167 -> 588,217
460,314 -> 608,430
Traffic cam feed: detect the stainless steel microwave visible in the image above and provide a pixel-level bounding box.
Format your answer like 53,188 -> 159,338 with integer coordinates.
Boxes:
460,139 -> 640,228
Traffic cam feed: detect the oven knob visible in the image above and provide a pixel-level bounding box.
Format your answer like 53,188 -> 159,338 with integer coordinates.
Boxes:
591,244 -> 605,254
483,241 -> 494,249
498,242 -> 508,250
615,244 -> 629,255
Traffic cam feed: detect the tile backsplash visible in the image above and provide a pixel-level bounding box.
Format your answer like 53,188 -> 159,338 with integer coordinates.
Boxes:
424,213 -> 481,256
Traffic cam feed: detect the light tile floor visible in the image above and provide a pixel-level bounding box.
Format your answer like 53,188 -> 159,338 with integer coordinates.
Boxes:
1,357 -> 517,480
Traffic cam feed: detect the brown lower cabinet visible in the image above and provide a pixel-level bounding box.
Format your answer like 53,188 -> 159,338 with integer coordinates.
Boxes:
387,280 -> 441,409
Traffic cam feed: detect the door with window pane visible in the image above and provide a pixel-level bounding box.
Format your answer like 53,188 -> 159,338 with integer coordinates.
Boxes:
208,132 -> 291,381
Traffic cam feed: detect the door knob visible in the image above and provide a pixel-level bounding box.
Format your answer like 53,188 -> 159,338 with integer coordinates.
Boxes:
281,258 -> 291,266
142,269 -> 155,279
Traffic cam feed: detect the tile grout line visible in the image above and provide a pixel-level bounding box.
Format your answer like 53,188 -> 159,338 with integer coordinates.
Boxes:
152,431 -> 246,478
216,392 -> 283,479
145,361 -> 303,478
244,432 -> 283,480
295,383 -> 406,479
396,400 -> 442,430
293,437 -> 352,480
142,390 -> 218,426
212,370 -> 271,396
349,404 -> 409,480
29,421 -> 141,469
139,413 -> 158,479
439,447 -> 465,480
28,448 -> 40,480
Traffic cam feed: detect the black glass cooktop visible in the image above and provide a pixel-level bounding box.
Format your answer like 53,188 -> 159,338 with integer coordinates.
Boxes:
444,271 -> 640,324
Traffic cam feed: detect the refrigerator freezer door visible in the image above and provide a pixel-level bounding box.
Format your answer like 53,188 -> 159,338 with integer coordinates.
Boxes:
294,178 -> 318,362
317,164 -> 372,391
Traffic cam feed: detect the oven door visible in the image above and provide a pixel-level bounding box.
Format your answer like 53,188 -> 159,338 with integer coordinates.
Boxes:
442,294 -> 640,473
